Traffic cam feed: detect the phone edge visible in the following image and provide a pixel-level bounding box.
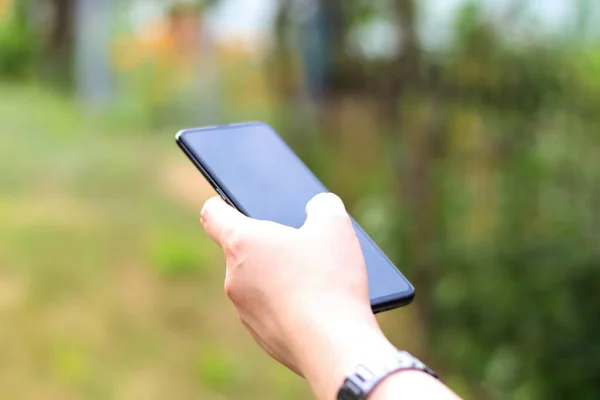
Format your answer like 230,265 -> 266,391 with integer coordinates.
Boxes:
176,128 -> 249,216
371,289 -> 415,314
176,125 -> 415,313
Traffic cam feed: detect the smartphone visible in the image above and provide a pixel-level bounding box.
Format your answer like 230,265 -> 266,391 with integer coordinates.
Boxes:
176,122 -> 414,313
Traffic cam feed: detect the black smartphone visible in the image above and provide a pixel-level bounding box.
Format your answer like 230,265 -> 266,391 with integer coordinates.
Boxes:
176,122 -> 414,313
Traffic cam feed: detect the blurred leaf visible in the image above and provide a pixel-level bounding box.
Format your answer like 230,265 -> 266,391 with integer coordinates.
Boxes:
49,343 -> 91,386
195,345 -> 244,392
150,231 -> 208,276
484,346 -> 520,394
0,8 -> 34,79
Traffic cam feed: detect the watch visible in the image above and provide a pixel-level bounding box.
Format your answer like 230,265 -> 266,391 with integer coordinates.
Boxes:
337,350 -> 438,400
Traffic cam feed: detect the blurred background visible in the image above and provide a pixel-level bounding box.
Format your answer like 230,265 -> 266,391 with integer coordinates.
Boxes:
1,0 -> 599,398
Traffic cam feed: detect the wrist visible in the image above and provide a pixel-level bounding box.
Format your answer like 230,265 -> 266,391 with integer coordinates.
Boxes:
370,370 -> 440,398
287,307 -> 397,399
309,328 -> 398,400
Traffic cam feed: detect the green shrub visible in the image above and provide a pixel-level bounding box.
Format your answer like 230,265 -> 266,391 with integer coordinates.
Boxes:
0,8 -> 35,79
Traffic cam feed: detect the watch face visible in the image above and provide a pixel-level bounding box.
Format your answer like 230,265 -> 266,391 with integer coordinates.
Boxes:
338,379 -> 364,400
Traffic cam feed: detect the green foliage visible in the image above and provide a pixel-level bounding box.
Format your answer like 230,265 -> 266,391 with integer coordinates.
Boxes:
0,83 -> 310,399
195,345 -> 245,392
150,230 -> 208,276
0,9 -> 35,79
399,9 -> 600,399
49,342 -> 92,385
294,3 -> 600,398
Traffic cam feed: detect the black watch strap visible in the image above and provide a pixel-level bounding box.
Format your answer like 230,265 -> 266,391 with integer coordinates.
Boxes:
337,350 -> 438,400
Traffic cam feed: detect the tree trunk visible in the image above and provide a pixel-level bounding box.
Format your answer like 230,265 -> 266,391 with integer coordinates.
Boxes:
74,0 -> 112,109
387,0 -> 442,355
270,0 -> 295,102
393,96 -> 446,360
46,0 -> 76,86
381,0 -> 421,127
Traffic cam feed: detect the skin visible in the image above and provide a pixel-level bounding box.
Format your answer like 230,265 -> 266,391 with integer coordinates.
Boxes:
200,192 -> 461,400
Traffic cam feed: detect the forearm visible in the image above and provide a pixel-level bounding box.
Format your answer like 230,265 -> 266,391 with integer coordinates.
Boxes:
371,370 -> 460,400
289,310 -> 460,400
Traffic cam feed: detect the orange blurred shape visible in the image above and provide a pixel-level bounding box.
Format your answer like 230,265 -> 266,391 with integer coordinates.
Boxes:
111,7 -> 204,72
216,36 -> 262,62
0,0 -> 11,19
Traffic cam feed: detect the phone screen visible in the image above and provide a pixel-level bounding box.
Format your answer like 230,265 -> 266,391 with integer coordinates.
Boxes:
177,122 -> 413,309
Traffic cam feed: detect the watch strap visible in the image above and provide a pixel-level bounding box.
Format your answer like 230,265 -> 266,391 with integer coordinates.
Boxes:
337,350 -> 438,400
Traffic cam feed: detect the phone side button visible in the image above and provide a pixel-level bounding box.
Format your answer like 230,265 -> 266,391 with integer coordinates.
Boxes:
216,189 -> 233,207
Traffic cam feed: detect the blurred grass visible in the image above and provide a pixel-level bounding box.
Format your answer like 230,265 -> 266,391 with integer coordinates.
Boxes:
0,83 -> 312,399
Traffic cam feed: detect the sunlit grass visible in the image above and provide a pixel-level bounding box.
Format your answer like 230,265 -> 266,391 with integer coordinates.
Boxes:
0,83 -> 311,399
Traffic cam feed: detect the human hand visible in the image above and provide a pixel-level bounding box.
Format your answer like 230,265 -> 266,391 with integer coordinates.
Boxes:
200,193 -> 398,398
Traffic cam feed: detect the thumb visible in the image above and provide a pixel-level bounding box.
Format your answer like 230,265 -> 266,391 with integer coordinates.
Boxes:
303,192 -> 351,231
201,196 -> 251,247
